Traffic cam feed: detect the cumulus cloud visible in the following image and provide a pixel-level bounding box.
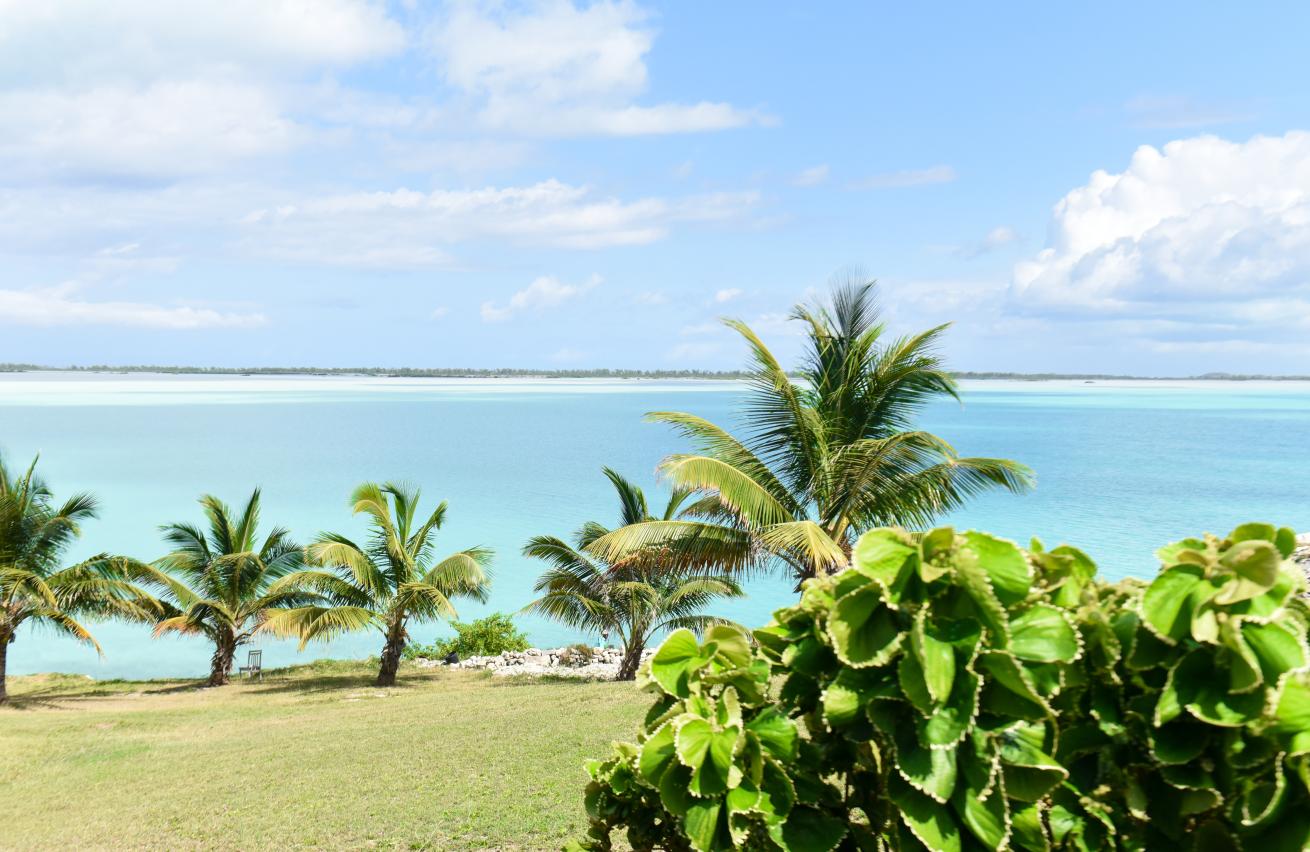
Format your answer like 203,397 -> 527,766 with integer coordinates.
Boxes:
428,0 -> 767,136
481,274 -> 601,322
1011,132 -> 1310,349
0,1 -> 405,180
633,290 -> 667,305
714,288 -> 743,303
241,180 -> 759,267
0,284 -> 266,329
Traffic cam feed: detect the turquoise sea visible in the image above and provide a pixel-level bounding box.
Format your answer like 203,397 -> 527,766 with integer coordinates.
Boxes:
2,373 -> 1308,679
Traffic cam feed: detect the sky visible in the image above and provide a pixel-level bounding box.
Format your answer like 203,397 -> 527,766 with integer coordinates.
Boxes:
3,1 -> 1310,375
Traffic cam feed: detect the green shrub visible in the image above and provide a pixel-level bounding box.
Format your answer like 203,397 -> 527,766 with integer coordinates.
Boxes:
560,643 -> 598,667
573,523 -> 1310,851
402,612 -> 529,661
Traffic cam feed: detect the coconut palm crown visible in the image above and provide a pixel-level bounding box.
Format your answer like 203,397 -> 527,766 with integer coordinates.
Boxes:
523,468 -> 743,681
0,455 -> 161,703
589,278 -> 1035,588
262,482 -> 491,687
153,489 -> 311,686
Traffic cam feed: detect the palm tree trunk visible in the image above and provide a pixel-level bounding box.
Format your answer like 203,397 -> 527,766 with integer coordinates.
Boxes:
208,633 -> 236,687
0,631 -> 10,704
377,621 -> 406,687
616,641 -> 644,681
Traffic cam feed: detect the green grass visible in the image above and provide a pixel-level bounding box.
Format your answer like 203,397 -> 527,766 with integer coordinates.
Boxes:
0,660 -> 650,850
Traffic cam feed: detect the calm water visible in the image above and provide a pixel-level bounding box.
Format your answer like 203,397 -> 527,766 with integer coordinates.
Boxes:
2,373 -> 1308,679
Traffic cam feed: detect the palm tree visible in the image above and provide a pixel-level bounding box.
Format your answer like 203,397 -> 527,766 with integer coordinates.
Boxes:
261,482 -> 492,687
153,489 -> 311,687
0,455 -> 161,704
589,277 -> 1034,588
523,468 -> 744,681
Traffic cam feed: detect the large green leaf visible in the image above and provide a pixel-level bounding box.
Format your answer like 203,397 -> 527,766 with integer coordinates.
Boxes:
997,723 -> 1066,802
1243,621 -> 1308,684
1008,604 -> 1081,663
683,799 -> 730,852
826,586 -> 902,668
771,806 -> 848,852
953,772 -> 1010,850
853,530 -> 918,601
976,650 -> 1050,720
890,774 -> 963,852
1215,540 -> 1283,605
650,629 -> 709,698
676,717 -> 741,797
706,623 -> 753,669
747,707 -> 799,761
918,669 -> 981,748
895,723 -> 957,803
638,720 -> 679,782
961,531 -> 1031,607
1141,565 -> 1205,642
913,608 -> 957,703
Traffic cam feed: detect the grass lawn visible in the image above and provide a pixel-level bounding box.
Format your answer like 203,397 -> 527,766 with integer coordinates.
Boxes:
0,660 -> 650,850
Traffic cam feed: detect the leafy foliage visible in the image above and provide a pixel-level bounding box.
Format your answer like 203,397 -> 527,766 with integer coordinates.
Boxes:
588,278 -> 1033,589
524,468 -> 744,680
574,522 -> 1310,851
260,481 -> 492,686
0,455 -> 163,702
152,488 -> 310,686
402,612 -> 528,660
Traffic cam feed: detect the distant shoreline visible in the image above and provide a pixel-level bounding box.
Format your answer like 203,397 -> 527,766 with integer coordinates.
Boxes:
1,363 -> 1308,381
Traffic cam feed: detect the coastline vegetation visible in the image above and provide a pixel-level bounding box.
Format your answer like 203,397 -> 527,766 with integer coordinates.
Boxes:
5,278 -> 1306,849
523,467 -> 745,680
588,281 -> 1033,587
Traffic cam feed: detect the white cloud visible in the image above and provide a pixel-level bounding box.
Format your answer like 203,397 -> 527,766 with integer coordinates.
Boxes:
430,306 -> 450,320
714,288 -> 743,303
242,180 -> 759,267
0,284 -> 266,329
792,164 -> 829,187
1011,132 -> 1310,346
634,290 -> 667,305
481,274 -> 601,322
0,81 -> 297,180
428,0 -> 767,136
0,1 -> 404,83
850,165 -> 957,190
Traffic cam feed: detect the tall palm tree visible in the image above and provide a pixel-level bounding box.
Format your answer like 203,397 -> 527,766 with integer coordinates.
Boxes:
153,489 -> 311,687
589,277 -> 1034,588
0,455 -> 161,704
261,482 -> 492,687
523,468 -> 743,681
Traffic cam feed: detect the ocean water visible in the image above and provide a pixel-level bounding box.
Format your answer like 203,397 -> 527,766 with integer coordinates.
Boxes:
2,373 -> 1307,679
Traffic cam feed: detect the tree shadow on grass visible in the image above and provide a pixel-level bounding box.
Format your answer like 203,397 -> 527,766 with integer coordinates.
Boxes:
3,679 -> 201,711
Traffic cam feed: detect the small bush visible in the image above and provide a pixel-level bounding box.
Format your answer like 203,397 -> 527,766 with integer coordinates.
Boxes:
559,644 -> 597,667
402,613 -> 529,661
573,523 -> 1310,851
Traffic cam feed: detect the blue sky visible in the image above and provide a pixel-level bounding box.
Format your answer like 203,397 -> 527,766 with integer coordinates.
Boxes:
3,1 -> 1310,374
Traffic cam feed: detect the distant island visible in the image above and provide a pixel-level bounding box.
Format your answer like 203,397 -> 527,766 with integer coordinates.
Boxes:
1,363 -> 1308,381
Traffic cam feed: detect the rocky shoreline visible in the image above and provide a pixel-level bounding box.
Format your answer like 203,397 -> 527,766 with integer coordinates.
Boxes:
410,646 -> 652,679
